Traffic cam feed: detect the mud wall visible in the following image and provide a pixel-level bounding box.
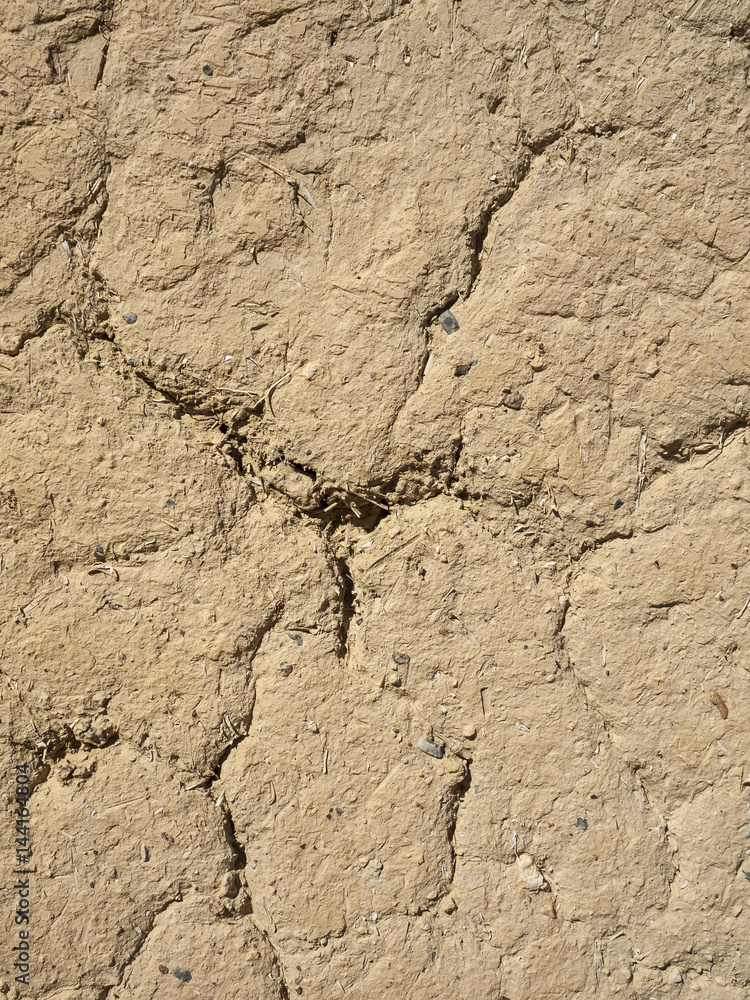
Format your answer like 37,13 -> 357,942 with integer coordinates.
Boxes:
2,0 -> 750,996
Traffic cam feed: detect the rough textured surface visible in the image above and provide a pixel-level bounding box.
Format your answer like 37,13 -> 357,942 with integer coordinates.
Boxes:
2,0 -> 750,995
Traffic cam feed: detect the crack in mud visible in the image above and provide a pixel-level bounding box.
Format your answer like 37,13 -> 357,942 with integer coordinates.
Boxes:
0,304 -> 62,358
334,550 -> 356,665
445,758 -> 472,886
98,894 -> 183,998
558,625 -> 675,869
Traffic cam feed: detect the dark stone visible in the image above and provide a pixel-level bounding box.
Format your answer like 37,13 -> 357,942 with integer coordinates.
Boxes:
438,309 -> 460,334
418,739 -> 444,759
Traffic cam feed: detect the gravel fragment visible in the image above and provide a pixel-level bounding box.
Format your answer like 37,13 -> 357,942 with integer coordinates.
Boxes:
418,739 -> 444,759
438,309 -> 460,334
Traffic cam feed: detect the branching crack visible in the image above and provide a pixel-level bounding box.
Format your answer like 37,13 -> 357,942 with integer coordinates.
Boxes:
558,622 -> 675,873
249,919 -> 292,999
98,895 -> 183,997
0,304 -> 61,358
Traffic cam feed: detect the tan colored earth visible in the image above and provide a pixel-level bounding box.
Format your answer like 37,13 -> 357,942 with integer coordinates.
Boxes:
2,0 -> 750,996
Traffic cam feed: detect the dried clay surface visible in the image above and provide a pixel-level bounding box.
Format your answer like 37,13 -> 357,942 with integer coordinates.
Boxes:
2,0 -> 750,996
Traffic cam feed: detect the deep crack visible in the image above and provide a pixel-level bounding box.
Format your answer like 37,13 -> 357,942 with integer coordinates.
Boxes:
335,551 -> 356,665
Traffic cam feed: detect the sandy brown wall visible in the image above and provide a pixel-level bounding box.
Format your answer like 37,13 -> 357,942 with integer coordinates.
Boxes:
2,0 -> 750,996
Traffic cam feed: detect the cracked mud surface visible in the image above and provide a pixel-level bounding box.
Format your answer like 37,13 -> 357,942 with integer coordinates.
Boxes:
2,0 -> 750,996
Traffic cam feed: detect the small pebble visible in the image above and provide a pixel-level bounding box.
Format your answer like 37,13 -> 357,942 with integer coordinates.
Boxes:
287,631 -> 303,646
576,817 -> 588,831
438,309 -> 460,334
126,357 -> 135,366
159,964 -> 169,974
222,871 -> 240,897
388,673 -> 401,687
202,65 -> 213,76
418,738 -> 444,759
279,663 -> 293,677
392,652 -> 410,665
517,853 -> 545,891
502,390 -> 524,410
454,363 -> 471,377
173,967 -> 192,983
462,724 -> 477,739
123,313 -> 137,324
613,498 -> 624,511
